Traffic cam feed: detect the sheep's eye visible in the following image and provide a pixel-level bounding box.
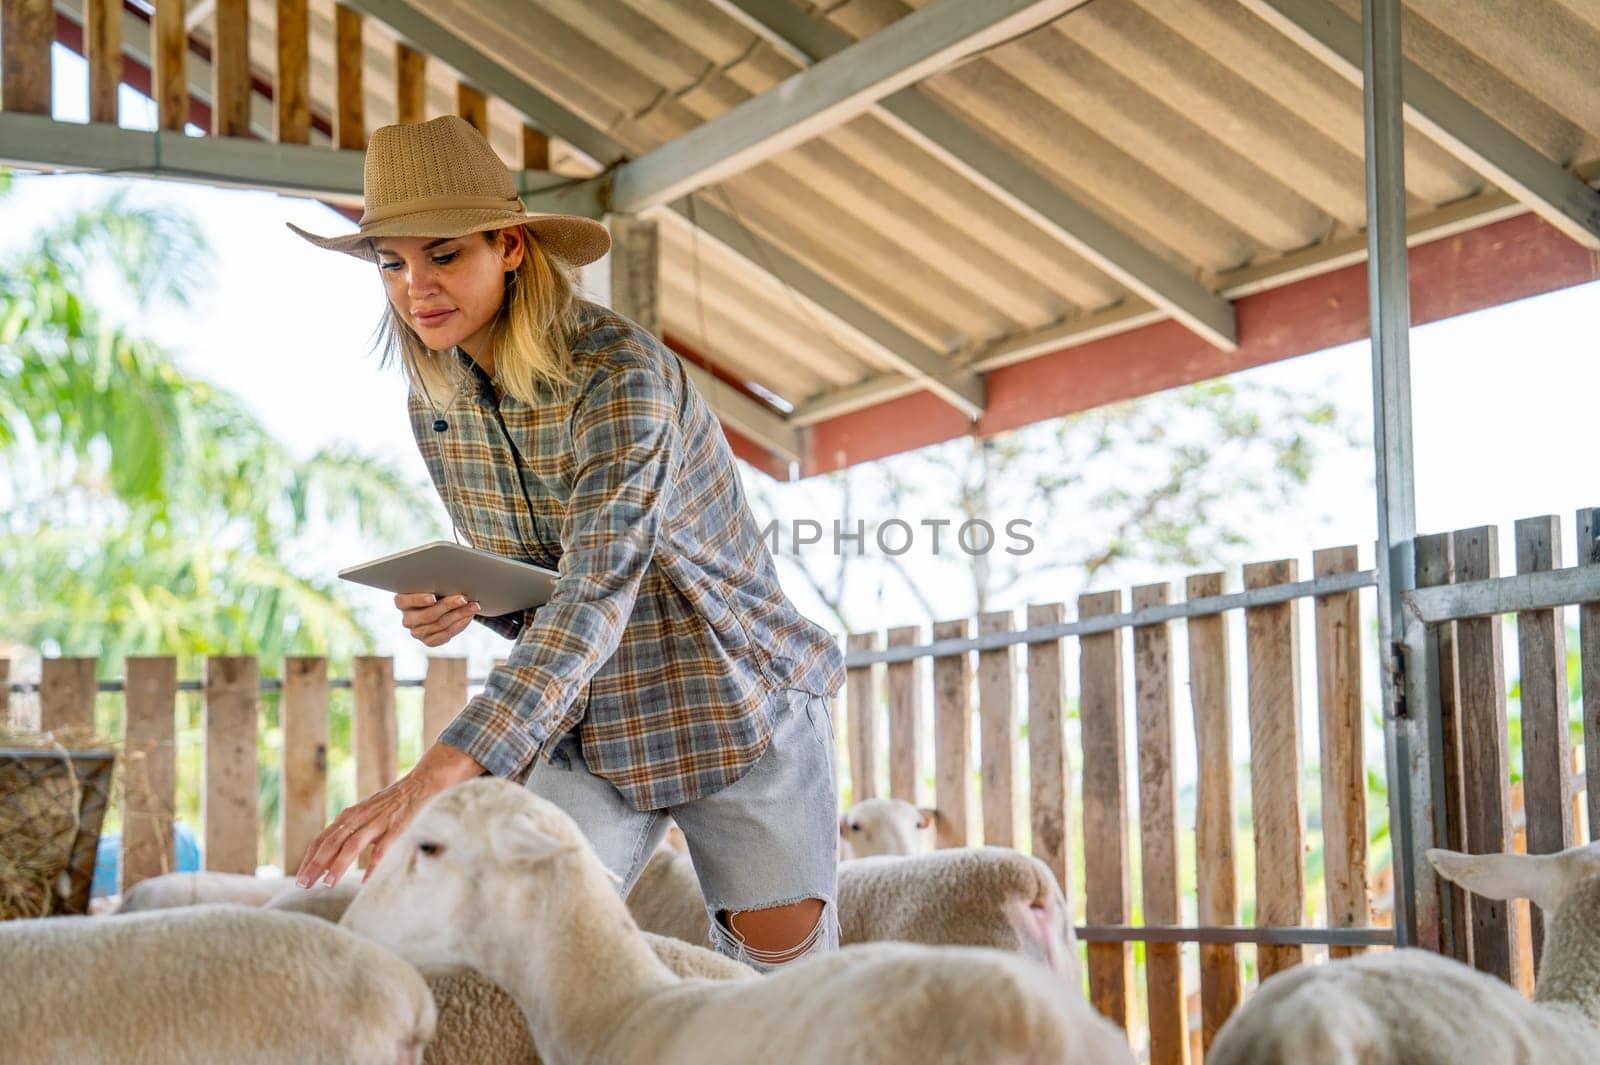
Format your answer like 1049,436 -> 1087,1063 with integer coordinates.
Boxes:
418,841 -> 443,857
850,823 -> 861,832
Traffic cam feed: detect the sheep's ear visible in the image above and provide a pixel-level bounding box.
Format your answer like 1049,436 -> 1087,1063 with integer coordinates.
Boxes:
490,814 -> 570,867
916,807 -> 936,831
1428,849 -> 1569,911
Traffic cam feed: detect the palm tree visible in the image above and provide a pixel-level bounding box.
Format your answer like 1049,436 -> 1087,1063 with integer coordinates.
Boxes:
0,169 -> 444,675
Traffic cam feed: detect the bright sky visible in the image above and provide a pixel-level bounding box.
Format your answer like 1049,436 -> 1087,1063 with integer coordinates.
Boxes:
9,46 -> 1600,786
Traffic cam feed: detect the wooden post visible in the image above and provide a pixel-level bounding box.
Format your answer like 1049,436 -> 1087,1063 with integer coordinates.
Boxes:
122,657 -> 177,892
932,618 -> 971,848
457,81 -> 489,137
1314,546 -> 1370,960
212,0 -> 250,137
608,214 -> 661,339
1579,508 -> 1600,843
1244,559 -> 1306,980
1186,572 -> 1241,1053
523,124 -> 550,170
204,656 -> 259,874
1133,582 -> 1188,1065
276,0 -> 311,144
1079,590 -> 1132,1030
353,656 -> 397,800
86,0 -> 122,124
1026,602 -> 1068,895
0,658 -> 9,728
1515,515 -> 1572,967
1454,525 -> 1519,985
396,42 -> 427,125
335,4 -> 365,150
40,657 -> 97,734
423,656 -> 468,748
153,0 -> 188,132
886,626 -> 921,803
845,633 -> 880,804
1,0 -> 53,116
282,657 -> 328,874
1417,531 -> 1471,963
978,610 -> 1016,848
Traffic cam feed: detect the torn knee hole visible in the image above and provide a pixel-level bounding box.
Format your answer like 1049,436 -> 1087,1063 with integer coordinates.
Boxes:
716,898 -> 828,964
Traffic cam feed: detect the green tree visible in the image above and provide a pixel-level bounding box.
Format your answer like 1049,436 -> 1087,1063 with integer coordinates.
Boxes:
0,171 -> 444,674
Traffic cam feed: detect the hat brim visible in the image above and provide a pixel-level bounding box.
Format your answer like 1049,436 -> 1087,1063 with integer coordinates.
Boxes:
287,210 -> 612,267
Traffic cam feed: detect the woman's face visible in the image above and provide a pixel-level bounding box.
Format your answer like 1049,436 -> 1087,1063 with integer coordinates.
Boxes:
373,228 -> 525,358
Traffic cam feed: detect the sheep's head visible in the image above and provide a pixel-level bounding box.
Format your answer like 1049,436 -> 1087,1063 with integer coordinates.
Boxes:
838,798 -> 934,860
341,778 -> 590,968
1429,841 -> 1600,914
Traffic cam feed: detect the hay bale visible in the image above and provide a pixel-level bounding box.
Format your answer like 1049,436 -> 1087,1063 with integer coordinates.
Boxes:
0,727 -> 117,920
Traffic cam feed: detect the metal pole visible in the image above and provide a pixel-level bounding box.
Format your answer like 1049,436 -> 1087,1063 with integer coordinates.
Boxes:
1363,0 -> 1441,951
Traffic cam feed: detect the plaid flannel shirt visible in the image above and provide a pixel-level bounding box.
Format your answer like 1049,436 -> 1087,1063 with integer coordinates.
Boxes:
407,301 -> 843,810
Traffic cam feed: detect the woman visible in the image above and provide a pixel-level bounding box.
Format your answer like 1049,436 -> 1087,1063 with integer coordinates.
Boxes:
289,116 -> 845,969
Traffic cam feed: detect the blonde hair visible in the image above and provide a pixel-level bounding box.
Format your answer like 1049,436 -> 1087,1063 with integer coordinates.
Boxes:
374,225 -> 583,408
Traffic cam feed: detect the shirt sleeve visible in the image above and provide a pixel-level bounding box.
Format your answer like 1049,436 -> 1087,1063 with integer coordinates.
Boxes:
471,609 -> 525,640
436,361 -> 679,779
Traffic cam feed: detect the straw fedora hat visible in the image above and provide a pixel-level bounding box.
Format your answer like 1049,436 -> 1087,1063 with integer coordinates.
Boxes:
287,115 -> 611,267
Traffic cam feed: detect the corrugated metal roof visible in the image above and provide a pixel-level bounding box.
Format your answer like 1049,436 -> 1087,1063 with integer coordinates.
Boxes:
70,0 -> 1600,461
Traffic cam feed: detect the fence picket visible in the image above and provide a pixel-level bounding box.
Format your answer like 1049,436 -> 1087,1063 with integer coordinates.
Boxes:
1186,572 -> 1241,1055
932,619 -> 972,848
1314,547 -> 1369,960
1244,560 -> 1306,980
1454,526 -> 1520,985
1080,590 -> 1132,1030
1514,516 -> 1572,968
353,656 -> 397,801
1027,603 -> 1069,895
282,657 -> 329,874
122,657 -> 177,892
204,656 -> 259,874
1580,508 -> 1600,843
422,656 -> 468,748
887,626 -> 921,803
979,611 -> 1016,847
846,633 -> 881,804
1417,532 -> 1471,963
1133,582 -> 1187,1065
40,657 -> 96,734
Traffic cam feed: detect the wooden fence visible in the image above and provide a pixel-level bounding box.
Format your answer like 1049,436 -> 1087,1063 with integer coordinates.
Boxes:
7,512 -> 1599,1062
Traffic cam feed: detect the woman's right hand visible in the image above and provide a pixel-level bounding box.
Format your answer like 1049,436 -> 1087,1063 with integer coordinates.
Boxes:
396,592 -> 480,647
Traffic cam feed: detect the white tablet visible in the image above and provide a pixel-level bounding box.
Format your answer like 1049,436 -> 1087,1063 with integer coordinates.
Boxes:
338,540 -> 560,618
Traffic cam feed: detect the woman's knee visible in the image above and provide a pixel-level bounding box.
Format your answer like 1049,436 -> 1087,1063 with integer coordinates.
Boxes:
716,897 -> 833,969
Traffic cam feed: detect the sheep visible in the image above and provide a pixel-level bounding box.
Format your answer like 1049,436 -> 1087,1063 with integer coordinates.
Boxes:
0,905 -> 434,1064
342,777 -> 1136,1065
1207,842 -> 1600,1065
628,842 -> 1080,981
264,878 -> 755,1065
838,797 -> 933,859
116,870 -> 299,912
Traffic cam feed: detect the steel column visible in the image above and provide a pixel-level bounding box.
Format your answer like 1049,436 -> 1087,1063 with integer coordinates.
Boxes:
1363,0 -> 1440,952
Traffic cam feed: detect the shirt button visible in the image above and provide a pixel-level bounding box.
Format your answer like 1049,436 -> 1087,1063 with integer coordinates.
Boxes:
432,419 -> 448,432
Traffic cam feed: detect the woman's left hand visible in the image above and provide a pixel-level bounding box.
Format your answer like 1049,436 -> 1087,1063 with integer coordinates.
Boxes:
295,742 -> 486,888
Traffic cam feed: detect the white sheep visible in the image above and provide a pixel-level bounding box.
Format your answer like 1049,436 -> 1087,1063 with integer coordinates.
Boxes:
839,797 -> 933,859
0,905 -> 434,1064
264,878 -> 755,1065
1207,842 -> 1600,1065
116,870 -> 299,912
341,778 -> 1134,1065
629,843 -> 1079,980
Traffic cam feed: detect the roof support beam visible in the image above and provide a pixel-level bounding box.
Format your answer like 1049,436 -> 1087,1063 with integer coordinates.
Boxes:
611,0 -> 1079,213
0,111 -> 605,216
669,197 -> 986,419
335,0 -> 627,167
706,0 -> 1237,352
677,361 -> 802,466
1242,0 -> 1600,250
